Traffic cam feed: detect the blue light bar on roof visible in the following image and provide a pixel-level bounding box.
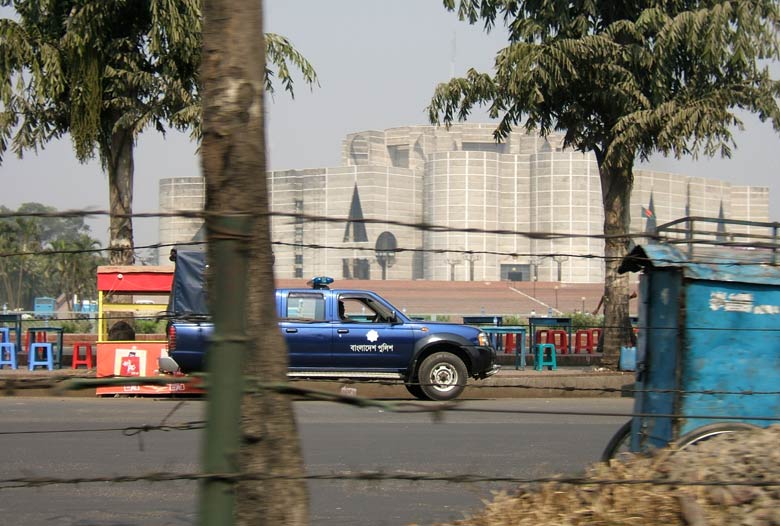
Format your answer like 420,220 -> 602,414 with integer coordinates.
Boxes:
308,276 -> 334,289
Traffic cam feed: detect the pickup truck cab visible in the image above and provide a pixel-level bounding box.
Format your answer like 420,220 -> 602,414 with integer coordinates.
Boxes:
162,252 -> 499,401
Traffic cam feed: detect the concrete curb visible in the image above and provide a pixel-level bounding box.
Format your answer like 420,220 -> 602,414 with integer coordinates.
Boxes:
0,367 -> 634,399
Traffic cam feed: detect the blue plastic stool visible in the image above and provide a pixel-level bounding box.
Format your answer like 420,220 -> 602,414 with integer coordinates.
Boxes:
534,343 -> 557,371
28,342 -> 54,371
0,342 -> 17,369
0,327 -> 9,343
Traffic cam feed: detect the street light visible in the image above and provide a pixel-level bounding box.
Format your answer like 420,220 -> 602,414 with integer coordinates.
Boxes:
554,286 -> 559,310
581,296 -> 586,313
551,255 -> 568,282
463,252 -> 480,281
446,255 -> 462,281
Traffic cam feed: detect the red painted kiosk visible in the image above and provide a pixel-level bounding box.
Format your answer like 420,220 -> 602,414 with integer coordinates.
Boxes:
95,265 -> 200,396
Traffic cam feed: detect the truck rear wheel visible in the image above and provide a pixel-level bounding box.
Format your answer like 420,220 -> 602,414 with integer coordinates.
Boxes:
418,352 -> 467,401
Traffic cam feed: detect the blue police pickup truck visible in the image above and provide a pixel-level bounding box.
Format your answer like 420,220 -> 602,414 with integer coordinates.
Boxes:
160,251 -> 499,401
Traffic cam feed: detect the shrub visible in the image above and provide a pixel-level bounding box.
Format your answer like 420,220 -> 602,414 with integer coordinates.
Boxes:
569,311 -> 603,331
59,320 -> 93,333
135,318 -> 167,334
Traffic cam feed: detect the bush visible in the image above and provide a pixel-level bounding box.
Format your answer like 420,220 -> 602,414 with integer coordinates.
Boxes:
502,315 -> 523,326
135,318 -> 167,334
59,320 -> 93,333
569,311 -> 603,331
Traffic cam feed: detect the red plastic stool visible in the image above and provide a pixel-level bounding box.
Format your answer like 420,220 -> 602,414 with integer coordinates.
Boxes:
72,342 -> 94,369
535,329 -> 550,344
574,329 -> 594,354
548,329 -> 569,354
504,333 -> 516,353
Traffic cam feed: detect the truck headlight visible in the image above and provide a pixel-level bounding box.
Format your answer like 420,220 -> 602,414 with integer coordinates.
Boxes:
477,332 -> 490,347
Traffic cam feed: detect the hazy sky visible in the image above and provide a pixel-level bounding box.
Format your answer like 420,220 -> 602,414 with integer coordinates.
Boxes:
2,0 -> 778,252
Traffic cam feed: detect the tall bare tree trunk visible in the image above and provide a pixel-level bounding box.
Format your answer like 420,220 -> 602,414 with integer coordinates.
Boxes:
13,256 -> 25,309
0,269 -> 14,308
108,126 -> 135,265
201,1 -> 309,525
599,161 -> 635,369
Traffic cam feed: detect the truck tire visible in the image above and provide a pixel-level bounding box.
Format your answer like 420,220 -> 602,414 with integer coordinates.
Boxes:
418,352 -> 467,401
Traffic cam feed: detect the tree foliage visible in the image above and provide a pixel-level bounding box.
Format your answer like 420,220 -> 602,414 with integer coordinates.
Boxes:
0,0 -> 318,264
429,0 -> 780,365
0,203 -> 104,310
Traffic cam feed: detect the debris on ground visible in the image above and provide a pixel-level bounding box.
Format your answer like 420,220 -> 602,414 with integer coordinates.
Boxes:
451,425 -> 780,526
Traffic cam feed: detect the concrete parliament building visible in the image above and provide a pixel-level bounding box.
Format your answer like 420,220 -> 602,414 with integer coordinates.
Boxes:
159,123 -> 769,283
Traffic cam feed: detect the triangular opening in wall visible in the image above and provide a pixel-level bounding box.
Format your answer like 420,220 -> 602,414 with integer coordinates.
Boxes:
343,184 -> 368,242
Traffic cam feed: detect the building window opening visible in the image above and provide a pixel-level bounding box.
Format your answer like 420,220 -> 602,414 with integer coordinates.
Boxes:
387,145 -> 410,168
462,142 -> 506,154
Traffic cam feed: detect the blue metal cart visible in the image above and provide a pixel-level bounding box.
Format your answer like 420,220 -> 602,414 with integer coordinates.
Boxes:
603,217 -> 780,459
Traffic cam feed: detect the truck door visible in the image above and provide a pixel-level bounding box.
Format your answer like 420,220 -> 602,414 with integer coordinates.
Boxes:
279,291 -> 331,368
332,293 -> 414,370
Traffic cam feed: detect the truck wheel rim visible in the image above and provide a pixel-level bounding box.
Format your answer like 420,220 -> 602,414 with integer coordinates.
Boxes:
429,363 -> 457,392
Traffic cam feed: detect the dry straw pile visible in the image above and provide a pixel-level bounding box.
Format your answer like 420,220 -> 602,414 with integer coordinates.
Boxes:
452,425 -> 780,526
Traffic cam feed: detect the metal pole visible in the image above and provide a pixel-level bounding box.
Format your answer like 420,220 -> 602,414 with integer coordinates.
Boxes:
199,215 -> 252,526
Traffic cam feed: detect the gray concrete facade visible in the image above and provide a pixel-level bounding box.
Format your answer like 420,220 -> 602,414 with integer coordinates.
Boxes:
158,123 -> 769,282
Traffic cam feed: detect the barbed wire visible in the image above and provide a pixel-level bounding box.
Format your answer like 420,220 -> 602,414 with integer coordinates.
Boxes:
0,421 -> 205,437
2,208 -> 778,249
5,374 -> 780,400
17,307 -> 780,333
2,469 -> 779,491
2,375 -> 779,422
1,229 -> 777,273
0,239 -> 624,262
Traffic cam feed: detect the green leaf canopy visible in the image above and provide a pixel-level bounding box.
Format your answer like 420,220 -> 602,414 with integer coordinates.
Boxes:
431,0 -> 780,168
429,0 -> 780,366
0,0 -> 317,264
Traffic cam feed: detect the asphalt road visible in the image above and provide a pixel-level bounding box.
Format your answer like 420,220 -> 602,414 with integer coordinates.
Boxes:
0,397 -> 633,526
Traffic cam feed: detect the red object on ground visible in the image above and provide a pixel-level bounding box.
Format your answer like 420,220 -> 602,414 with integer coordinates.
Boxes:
71,342 -> 94,369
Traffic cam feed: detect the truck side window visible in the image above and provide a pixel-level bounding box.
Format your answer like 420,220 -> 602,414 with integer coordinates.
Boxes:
286,293 -> 326,321
340,296 -> 382,323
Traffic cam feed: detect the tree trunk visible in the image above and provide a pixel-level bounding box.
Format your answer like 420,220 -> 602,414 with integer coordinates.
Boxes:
598,161 -> 635,369
201,1 -> 309,525
0,270 -> 12,308
13,257 -> 24,310
108,125 -> 135,265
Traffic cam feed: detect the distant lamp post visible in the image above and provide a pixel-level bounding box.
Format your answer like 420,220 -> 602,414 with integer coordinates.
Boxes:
554,286 -> 559,310
551,255 -> 568,282
446,253 -> 463,281
463,252 -> 480,281
581,296 -> 586,313
529,256 -> 541,283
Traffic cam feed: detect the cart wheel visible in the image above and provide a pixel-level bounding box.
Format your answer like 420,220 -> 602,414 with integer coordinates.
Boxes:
601,419 -> 633,462
674,422 -> 761,451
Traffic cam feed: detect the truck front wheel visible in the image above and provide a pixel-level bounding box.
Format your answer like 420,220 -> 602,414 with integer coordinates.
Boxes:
418,352 -> 467,401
